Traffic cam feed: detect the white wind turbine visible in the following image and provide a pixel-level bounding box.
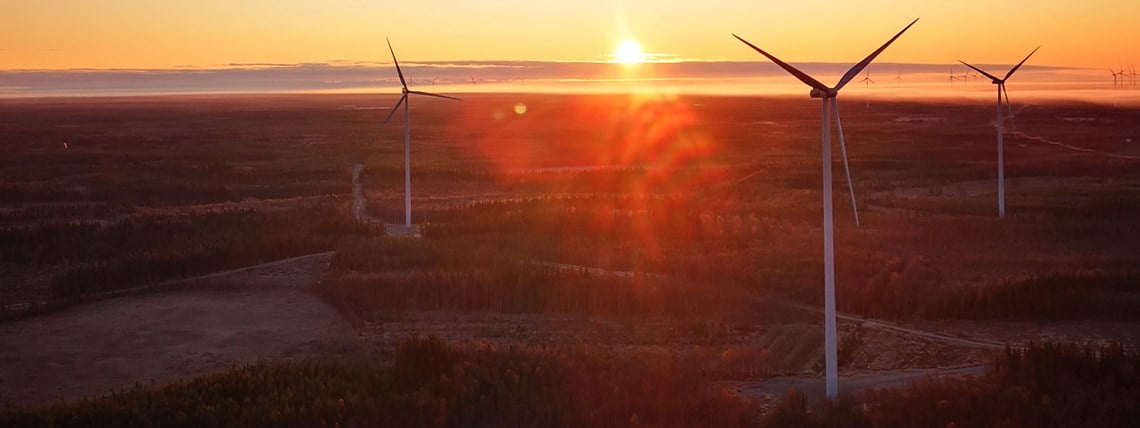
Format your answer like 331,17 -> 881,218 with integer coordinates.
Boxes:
958,46 -> 1039,219
733,17 -> 918,400
380,38 -> 460,232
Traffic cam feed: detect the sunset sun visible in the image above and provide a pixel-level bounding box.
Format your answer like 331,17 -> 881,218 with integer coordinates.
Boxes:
614,39 -> 646,64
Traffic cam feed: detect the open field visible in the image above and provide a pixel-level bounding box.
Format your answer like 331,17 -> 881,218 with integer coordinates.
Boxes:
0,253 -> 356,409
1,93 -> 1139,424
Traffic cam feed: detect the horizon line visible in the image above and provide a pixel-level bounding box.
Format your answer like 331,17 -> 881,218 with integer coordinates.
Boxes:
0,59 -> 1087,73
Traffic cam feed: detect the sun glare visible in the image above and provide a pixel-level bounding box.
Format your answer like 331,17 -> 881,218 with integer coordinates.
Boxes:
615,39 -> 646,64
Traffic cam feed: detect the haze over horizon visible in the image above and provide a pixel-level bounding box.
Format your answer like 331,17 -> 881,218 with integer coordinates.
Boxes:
3,1 -> 1139,99
2,60 -> 1135,103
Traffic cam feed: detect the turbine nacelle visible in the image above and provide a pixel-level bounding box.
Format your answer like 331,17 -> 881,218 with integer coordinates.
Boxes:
810,88 -> 839,99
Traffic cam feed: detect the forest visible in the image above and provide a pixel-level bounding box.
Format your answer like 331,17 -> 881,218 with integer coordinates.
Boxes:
2,94 -> 1138,425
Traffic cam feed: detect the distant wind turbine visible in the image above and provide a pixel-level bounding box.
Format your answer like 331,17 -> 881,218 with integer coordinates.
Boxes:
959,46 -> 1040,219
733,17 -> 918,400
1109,67 -> 1123,88
859,69 -> 875,108
957,69 -> 971,85
859,68 -> 875,88
380,38 -> 460,231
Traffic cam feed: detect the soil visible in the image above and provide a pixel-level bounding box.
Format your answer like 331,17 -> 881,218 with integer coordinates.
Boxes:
0,253 -> 358,409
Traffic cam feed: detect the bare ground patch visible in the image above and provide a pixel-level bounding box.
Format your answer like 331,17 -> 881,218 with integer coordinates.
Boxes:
0,253 -> 359,409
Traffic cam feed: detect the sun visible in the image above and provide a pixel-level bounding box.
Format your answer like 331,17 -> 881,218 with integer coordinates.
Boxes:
615,39 -> 646,64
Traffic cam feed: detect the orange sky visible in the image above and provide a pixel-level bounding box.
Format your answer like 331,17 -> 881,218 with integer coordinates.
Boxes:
3,1 -> 1139,70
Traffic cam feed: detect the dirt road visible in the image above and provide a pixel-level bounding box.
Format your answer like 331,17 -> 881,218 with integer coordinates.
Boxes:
725,365 -> 987,402
772,300 -> 1008,350
352,163 -> 367,222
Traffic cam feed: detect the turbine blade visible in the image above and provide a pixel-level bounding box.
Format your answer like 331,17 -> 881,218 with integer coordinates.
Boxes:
1003,46 -> 1040,81
832,98 -> 860,227
958,61 -> 1002,82
732,34 -> 828,91
386,38 -> 408,89
408,90 -> 462,101
380,94 -> 407,129
835,18 -> 919,90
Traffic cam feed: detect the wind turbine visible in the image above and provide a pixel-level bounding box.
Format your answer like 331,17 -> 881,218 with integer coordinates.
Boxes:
958,69 -> 971,85
733,17 -> 918,400
1109,67 -> 1122,88
959,46 -> 1040,219
859,69 -> 875,108
380,38 -> 460,231
857,69 -> 875,107
859,68 -> 876,88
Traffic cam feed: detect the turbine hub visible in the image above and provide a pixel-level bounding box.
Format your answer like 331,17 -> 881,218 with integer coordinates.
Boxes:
810,88 -> 837,99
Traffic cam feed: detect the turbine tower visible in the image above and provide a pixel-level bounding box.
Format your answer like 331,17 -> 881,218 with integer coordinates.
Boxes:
959,46 -> 1040,219
380,38 -> 460,231
733,17 -> 918,400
